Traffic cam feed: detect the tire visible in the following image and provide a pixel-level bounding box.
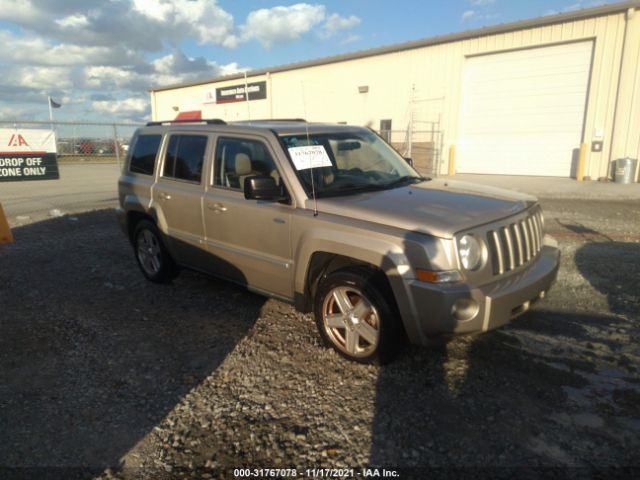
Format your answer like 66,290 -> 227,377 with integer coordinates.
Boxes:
132,220 -> 177,283
314,267 -> 403,364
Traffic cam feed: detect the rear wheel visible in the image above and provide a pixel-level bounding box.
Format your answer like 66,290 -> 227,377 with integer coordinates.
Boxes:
314,268 -> 402,364
133,220 -> 176,283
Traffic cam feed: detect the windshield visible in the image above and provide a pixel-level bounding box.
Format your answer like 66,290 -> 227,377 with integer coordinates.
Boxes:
280,129 -> 425,198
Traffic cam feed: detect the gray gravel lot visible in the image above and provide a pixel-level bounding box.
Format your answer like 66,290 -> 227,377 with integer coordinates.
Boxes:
0,184 -> 639,478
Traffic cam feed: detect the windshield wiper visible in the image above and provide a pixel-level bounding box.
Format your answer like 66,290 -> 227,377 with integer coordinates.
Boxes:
380,175 -> 426,189
315,176 -> 427,198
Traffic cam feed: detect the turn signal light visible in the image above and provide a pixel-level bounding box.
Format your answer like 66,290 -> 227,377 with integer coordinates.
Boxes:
416,269 -> 461,284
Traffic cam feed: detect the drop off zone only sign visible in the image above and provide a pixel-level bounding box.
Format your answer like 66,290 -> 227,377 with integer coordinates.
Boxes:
0,128 -> 59,182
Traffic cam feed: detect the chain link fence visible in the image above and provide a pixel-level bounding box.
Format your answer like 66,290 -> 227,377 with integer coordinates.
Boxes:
0,119 -> 442,226
0,120 -> 442,174
0,120 -> 143,169
0,120 -> 142,223
377,123 -> 443,177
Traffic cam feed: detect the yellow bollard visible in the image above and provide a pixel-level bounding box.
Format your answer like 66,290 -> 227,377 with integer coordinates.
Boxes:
0,202 -> 13,244
448,144 -> 456,176
576,143 -> 587,182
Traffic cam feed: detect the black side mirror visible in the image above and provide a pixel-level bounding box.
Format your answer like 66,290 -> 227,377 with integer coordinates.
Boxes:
244,175 -> 280,200
404,157 -> 413,166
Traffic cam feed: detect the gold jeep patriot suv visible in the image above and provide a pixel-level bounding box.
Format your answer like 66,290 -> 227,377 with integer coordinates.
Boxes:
117,119 -> 559,364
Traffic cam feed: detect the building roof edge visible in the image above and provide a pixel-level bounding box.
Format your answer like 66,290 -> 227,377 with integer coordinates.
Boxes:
149,1 -> 640,93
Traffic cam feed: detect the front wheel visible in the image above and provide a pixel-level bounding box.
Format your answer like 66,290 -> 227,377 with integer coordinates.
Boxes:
314,268 -> 402,364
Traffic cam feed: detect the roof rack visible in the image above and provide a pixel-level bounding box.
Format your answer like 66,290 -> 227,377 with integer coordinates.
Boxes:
232,118 -> 307,124
145,119 -> 227,126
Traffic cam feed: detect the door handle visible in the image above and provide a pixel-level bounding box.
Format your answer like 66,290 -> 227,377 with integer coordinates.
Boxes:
207,202 -> 227,212
159,192 -> 172,200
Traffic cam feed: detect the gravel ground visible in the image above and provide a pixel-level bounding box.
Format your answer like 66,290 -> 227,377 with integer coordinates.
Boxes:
0,198 -> 638,479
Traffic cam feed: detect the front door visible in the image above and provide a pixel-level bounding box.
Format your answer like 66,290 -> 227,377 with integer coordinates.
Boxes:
202,135 -> 293,299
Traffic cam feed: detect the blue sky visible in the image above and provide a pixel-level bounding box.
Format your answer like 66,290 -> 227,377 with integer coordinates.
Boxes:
0,0 -> 615,122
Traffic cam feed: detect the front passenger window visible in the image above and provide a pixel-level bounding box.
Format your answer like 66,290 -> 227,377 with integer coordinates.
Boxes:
214,137 -> 281,191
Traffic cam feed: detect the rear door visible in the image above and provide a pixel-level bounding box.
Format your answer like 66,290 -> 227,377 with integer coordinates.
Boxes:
153,132 -> 210,268
202,134 -> 294,299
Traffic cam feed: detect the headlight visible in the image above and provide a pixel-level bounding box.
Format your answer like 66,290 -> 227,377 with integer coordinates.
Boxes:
458,234 -> 482,270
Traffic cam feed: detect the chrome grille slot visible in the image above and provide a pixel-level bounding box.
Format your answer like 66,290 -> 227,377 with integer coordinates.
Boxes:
502,226 -> 515,271
521,219 -> 532,262
486,209 -> 544,276
528,217 -> 537,256
512,223 -> 524,266
532,213 -> 542,253
490,230 -> 504,275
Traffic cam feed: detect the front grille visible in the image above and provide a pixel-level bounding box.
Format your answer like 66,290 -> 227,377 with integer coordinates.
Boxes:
487,210 -> 544,275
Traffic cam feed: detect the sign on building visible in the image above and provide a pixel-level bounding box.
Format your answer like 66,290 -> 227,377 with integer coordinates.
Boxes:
204,81 -> 267,104
0,129 -> 59,182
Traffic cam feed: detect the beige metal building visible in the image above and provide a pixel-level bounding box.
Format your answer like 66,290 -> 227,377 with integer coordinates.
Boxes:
150,1 -> 640,181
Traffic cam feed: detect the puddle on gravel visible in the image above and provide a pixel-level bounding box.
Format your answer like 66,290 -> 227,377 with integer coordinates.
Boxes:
442,337 -> 472,397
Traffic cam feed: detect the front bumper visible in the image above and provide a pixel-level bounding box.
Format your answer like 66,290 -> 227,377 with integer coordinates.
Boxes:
401,236 -> 560,344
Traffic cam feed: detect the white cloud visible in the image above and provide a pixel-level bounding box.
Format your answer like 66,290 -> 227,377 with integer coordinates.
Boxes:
0,103 -> 43,120
470,0 -> 495,5
1,0 -> 239,51
0,31 -> 141,67
3,65 -> 75,90
549,0 -> 606,15
461,9 -> 500,23
131,0 -> 239,48
55,13 -> 89,29
92,97 -> 150,118
1,1 -> 359,51
0,0 -> 50,29
85,51 -> 240,92
0,48 -> 239,121
240,3 -> 326,48
239,4 -> 360,47
461,10 -> 475,22
322,13 -> 361,38
0,1 -> 361,120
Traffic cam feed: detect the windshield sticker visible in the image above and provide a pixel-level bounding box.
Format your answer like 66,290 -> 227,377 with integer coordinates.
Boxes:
288,145 -> 332,170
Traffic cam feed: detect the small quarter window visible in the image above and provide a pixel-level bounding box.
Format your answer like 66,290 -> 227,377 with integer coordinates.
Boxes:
162,134 -> 207,183
129,134 -> 161,175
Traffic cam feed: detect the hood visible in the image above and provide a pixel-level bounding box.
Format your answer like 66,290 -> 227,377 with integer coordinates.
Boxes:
310,178 -> 537,238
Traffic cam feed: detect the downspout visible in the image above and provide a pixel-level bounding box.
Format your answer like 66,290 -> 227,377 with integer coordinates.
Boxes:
150,90 -> 157,122
267,72 -> 273,119
608,7 -> 637,179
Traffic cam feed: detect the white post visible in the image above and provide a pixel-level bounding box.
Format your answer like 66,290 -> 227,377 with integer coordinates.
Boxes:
244,71 -> 250,121
113,124 -> 121,171
47,96 -> 56,148
408,113 -> 413,160
48,96 -> 54,127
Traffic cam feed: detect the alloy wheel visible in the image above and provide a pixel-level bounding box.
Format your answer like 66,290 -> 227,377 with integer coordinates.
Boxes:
322,286 -> 380,358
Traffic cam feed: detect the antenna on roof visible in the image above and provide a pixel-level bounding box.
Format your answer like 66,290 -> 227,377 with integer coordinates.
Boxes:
301,80 -> 318,217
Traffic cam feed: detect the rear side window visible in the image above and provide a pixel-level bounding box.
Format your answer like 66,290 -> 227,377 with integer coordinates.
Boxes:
162,135 -> 208,183
129,134 -> 161,175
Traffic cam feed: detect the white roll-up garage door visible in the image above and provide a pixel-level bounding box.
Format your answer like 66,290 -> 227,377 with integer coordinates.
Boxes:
457,41 -> 593,176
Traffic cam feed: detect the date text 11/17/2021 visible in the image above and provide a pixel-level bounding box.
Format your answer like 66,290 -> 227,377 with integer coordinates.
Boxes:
232,468 -> 400,478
